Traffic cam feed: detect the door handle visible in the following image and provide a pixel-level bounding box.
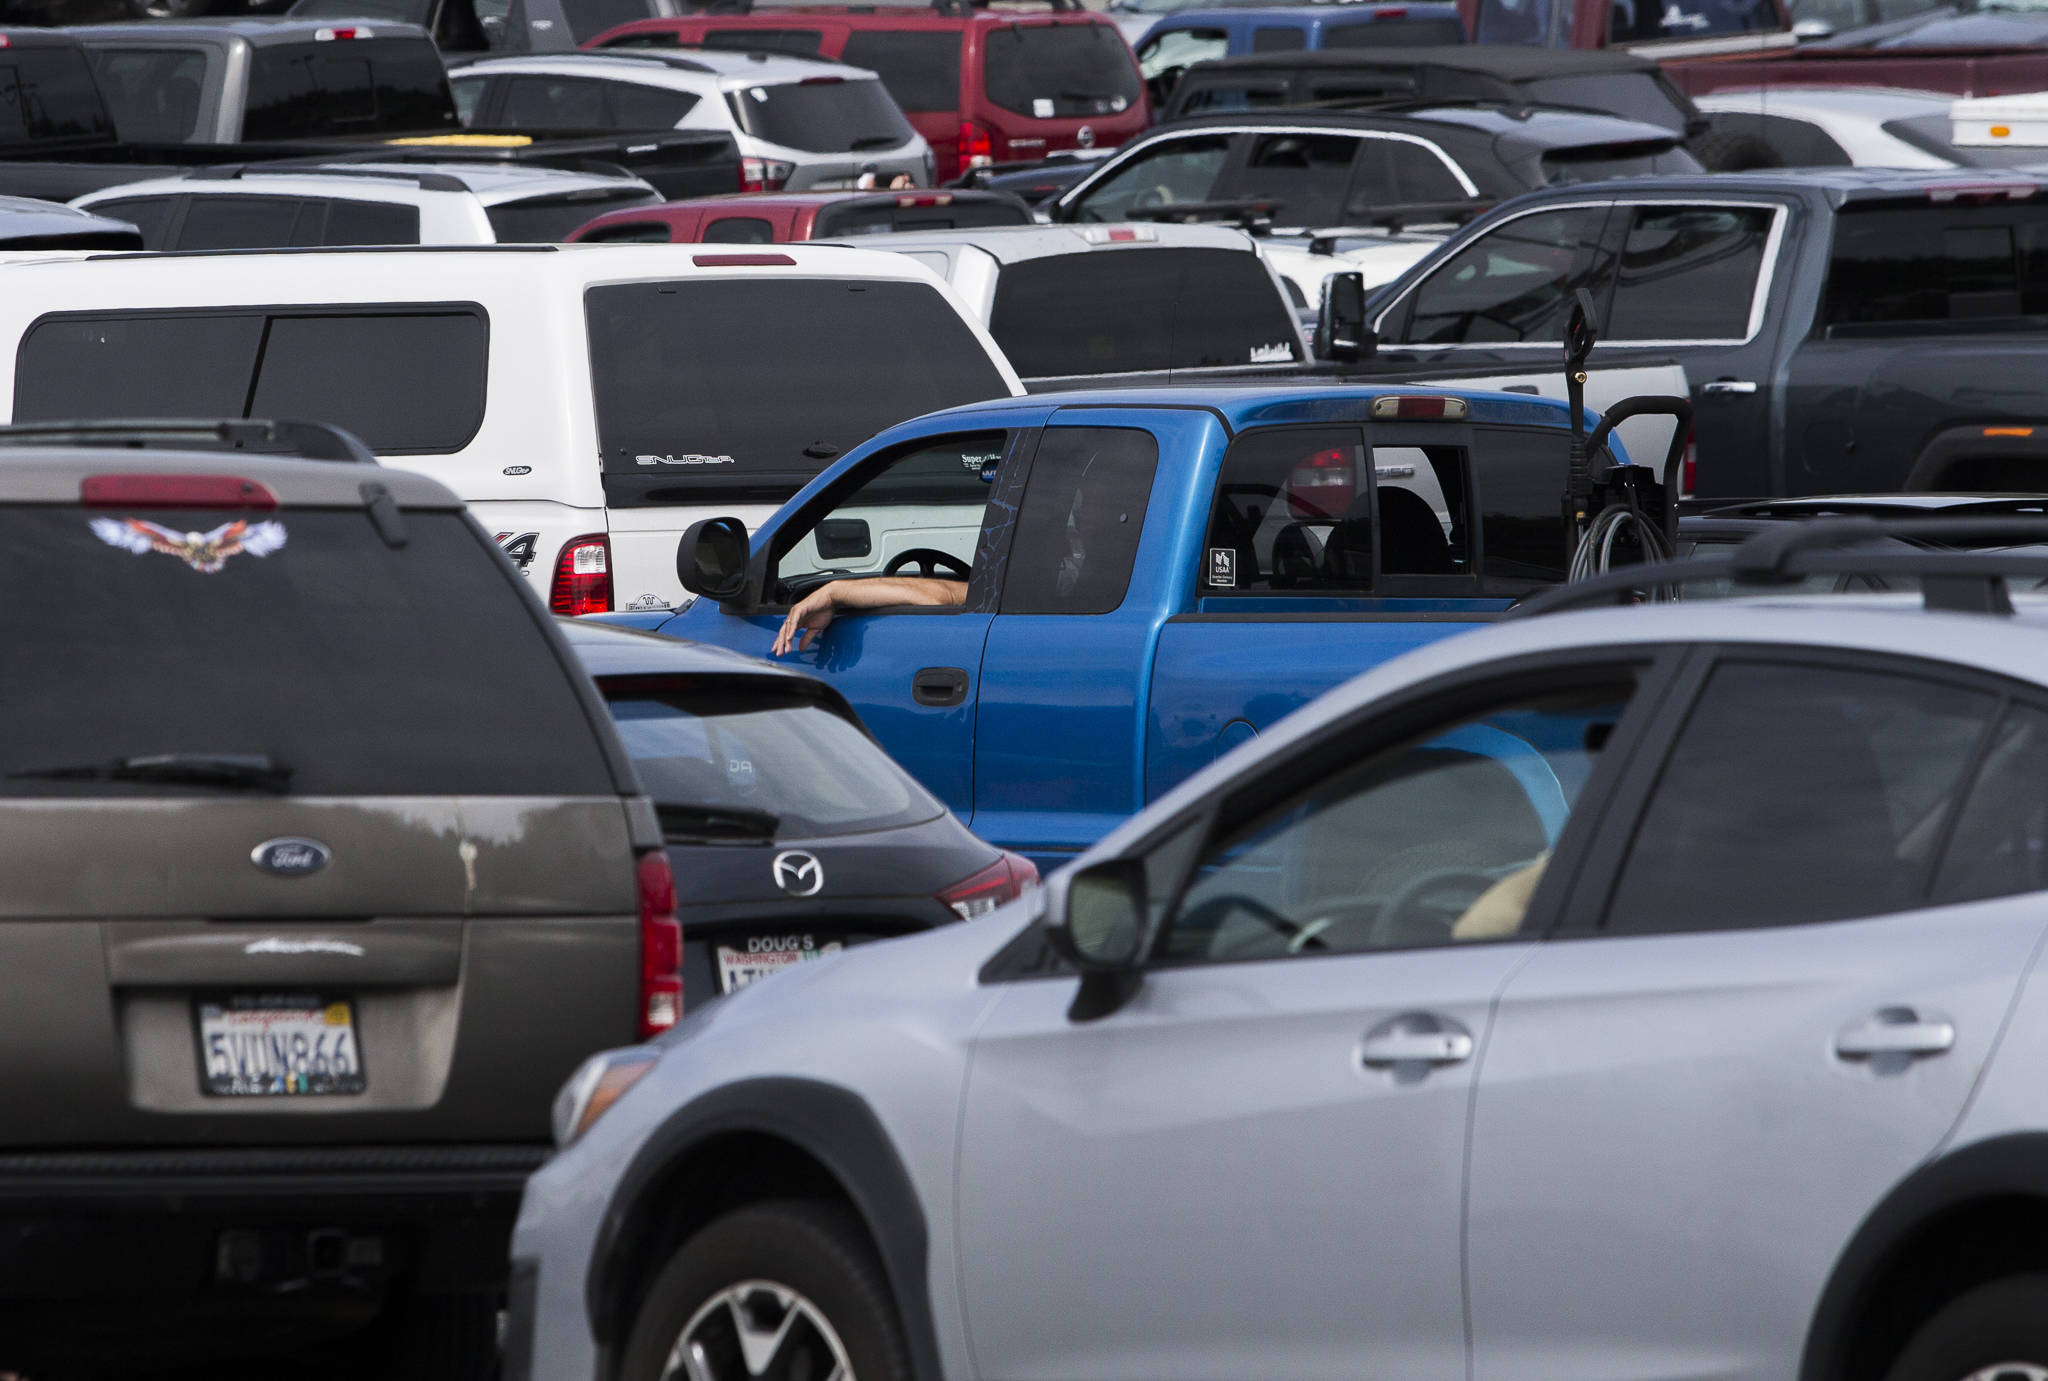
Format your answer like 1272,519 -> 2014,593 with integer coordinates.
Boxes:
912,666 -> 970,707
1834,1007 -> 1955,1061
1701,379 -> 1758,396
1359,1012 -> 1473,1068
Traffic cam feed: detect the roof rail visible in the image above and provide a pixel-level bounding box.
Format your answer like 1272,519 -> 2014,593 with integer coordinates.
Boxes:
190,162 -> 472,193
0,419 -> 379,465
1510,516 -> 2048,619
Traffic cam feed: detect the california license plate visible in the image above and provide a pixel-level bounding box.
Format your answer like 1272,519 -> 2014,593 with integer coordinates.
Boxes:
715,936 -> 843,995
197,995 -> 365,1096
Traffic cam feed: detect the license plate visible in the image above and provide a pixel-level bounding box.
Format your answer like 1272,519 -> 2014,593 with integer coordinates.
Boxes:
716,937 -> 843,994
197,995 -> 365,1096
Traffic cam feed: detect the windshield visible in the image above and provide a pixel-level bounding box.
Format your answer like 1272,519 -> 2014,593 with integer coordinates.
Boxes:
605,684 -> 943,837
0,507 -> 613,798
983,24 -> 1142,120
727,76 -> 916,154
1541,142 -> 1703,183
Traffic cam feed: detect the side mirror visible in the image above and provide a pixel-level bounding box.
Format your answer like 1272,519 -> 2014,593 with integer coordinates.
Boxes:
677,517 -> 750,602
1314,271 -> 1375,363
1051,858 -> 1147,1021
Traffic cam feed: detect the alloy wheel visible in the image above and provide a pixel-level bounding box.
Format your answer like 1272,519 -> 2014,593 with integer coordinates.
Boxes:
663,1279 -> 855,1381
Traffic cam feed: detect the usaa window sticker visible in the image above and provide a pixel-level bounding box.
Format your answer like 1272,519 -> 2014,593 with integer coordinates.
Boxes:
90,517 -> 287,573
1208,546 -> 1236,588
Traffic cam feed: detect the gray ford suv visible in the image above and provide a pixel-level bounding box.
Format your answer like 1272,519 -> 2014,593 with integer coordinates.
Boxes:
0,423 -> 671,1378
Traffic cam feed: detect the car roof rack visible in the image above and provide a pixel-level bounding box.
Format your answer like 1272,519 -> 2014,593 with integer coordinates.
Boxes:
0,419 -> 378,465
1511,516 -> 2048,619
189,163 -> 473,193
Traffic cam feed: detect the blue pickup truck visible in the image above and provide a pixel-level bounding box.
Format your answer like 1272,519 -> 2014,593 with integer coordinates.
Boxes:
621,383 -> 1657,870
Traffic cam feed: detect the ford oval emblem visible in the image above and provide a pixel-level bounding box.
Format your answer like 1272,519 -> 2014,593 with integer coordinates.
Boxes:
251,838 -> 331,878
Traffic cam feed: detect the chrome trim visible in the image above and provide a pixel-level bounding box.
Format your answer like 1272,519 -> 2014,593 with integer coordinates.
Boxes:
1060,125 -> 1480,211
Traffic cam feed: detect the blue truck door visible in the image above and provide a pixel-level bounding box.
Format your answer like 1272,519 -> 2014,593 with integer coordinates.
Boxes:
974,409 -> 1222,867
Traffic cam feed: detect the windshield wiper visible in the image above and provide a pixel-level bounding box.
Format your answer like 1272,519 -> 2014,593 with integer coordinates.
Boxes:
8,752 -> 294,792
850,135 -> 904,151
656,801 -> 781,842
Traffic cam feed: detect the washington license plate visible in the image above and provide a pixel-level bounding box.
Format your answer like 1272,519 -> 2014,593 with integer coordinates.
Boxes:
197,995 -> 365,1096
715,936 -> 843,994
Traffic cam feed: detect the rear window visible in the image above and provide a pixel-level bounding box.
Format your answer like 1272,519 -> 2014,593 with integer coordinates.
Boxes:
585,278 -> 1010,500
1821,205 -> 2048,334
1321,17 -> 1469,44
563,0 -> 666,44
577,217 -> 675,242
17,309 -> 488,454
0,46 -> 116,146
89,47 -> 207,144
1539,141 -> 1703,184
814,195 -> 1031,236
0,507 -> 613,797
242,39 -> 458,141
726,76 -> 916,154
604,680 -> 942,836
982,23 -> 1141,121
988,247 -> 1301,377
487,188 -> 662,242
701,28 -> 825,54
1522,73 -> 1691,135
840,30 -> 962,113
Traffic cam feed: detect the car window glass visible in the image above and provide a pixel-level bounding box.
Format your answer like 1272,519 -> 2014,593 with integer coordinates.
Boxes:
1202,426 -> 1376,595
90,47 -> 207,143
1823,206 -> 2048,332
728,77 -> 915,154
246,313 -> 489,453
579,218 -> 674,242
1323,16 -> 1467,43
1067,134 -> 1231,222
1001,427 -> 1157,615
1397,206 -> 1610,345
16,313 -> 265,418
1606,662 -> 1997,934
243,40 -> 456,141
487,189 -> 658,242
1387,140 -> 1468,207
1542,141 -> 1703,184
561,0 -> 660,44
173,196 -> 308,250
1472,425 -> 1571,584
1252,25 -> 1307,49
1607,0 -> 1782,41
451,74 -> 488,123
0,48 -> 116,145
86,196 -> 176,249
773,431 -> 1008,588
982,23 -> 1142,120
1138,27 -> 1228,81
702,215 -> 775,243
702,27 -> 825,56
1932,703 -> 2048,905
841,30 -> 961,112
1475,0 -> 1559,43
1373,444 -> 1470,579
502,74 -> 610,128
320,197 -> 421,246
1164,680 -> 1636,962
1605,205 -> 1771,341
1211,132 -> 1358,226
816,198 -> 1032,236
606,81 -> 697,127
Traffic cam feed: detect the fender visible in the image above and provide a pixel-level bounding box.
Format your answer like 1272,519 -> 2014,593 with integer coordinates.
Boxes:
586,1077 -> 942,1381
1802,1131 -> 2048,1381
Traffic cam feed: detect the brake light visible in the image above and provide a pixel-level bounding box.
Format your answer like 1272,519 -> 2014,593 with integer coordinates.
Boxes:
1927,181 -> 2034,203
314,24 -> 371,38
1368,395 -> 1469,421
80,474 -> 278,509
637,850 -> 682,1038
693,253 -> 795,267
896,193 -> 952,207
939,851 -> 1039,921
1680,426 -> 1698,497
740,156 -> 794,192
549,534 -> 613,616
0,34 -> 12,47
1080,225 -> 1157,244
958,119 -> 994,169
1286,447 -> 1355,520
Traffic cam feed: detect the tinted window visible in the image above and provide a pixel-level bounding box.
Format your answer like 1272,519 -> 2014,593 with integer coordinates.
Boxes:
702,28 -> 825,55
1524,73 -> 1689,134
243,40 -> 457,141
577,218 -> 674,242
1164,681 -> 1635,960
173,196 -> 308,251
1475,0 -> 1561,44
562,0 -> 662,44
1350,138 -> 1469,214
774,431 -> 1005,586
320,197 -> 421,246
1540,142 -> 1703,184
451,74 -> 489,123
1472,425 -> 1569,583
729,77 -> 915,154
1712,110 -> 1852,166
501,74 -> 609,129
840,30 -> 961,113
1204,427 -> 1368,594
1606,662 -> 1996,933
1398,206 -> 1610,345
702,216 -> 775,243
0,49 -> 117,146
1002,427 -> 1157,615
1251,25 -> 1307,50
1212,131 -> 1359,226
1067,134 -> 1230,222
87,195 -> 177,249
1605,205 -> 1771,341
1933,704 -> 2048,906
607,81 -> 698,127
988,247 -> 1301,377
0,508 -> 612,797
1607,0 -> 1782,42
1321,17 -> 1468,44
586,280 -> 1010,496
17,310 -> 488,455
815,197 -> 1032,236
1822,206 -> 2048,332
983,23 -> 1142,121
90,47 -> 206,143
607,683 -> 942,836
487,189 -> 660,241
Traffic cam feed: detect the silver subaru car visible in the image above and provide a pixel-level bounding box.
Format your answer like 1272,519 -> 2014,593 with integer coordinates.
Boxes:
510,523 -> 2048,1381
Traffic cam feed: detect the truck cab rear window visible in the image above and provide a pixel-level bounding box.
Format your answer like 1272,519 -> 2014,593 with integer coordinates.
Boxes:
90,47 -> 208,143
243,39 -> 457,141
16,309 -> 487,454
0,48 -> 116,146
1823,206 -> 2048,332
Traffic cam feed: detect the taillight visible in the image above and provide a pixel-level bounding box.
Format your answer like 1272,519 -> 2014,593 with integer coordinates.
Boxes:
958,119 -> 994,169
550,534 -> 612,617
638,850 -> 682,1039
1680,426 -> 1698,498
80,474 -> 277,509
1286,447 -> 1354,520
939,850 -> 1039,921
739,156 -> 795,192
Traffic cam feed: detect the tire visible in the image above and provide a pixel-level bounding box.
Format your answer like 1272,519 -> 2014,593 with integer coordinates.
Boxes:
1884,1274 -> 2048,1381
1688,131 -> 1783,172
620,1201 -> 910,1381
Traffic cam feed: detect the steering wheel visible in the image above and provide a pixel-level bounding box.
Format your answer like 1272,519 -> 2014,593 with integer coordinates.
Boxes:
1182,892 -> 1321,959
884,548 -> 971,580
1369,868 -> 1505,950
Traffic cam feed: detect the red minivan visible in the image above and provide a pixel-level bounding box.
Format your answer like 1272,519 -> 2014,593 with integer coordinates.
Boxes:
584,3 -> 1149,181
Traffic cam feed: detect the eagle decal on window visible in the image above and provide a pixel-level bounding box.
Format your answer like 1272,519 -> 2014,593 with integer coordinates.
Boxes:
89,517 -> 289,573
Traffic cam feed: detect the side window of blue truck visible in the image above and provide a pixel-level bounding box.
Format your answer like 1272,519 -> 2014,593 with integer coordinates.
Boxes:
1002,427 -> 1159,616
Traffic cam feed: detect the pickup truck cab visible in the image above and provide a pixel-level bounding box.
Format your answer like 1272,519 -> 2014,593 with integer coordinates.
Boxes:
641,382 -> 1644,867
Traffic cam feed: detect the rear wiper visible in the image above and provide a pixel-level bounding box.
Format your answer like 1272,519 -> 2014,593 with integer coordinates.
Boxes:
8,752 -> 294,793
656,801 -> 781,841
850,134 -> 903,151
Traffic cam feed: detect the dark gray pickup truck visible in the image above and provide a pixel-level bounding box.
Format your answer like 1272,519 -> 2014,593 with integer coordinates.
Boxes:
1364,168 -> 2048,499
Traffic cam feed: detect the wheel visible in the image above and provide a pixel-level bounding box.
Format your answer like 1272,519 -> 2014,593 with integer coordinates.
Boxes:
620,1201 -> 910,1381
1884,1275 -> 2048,1381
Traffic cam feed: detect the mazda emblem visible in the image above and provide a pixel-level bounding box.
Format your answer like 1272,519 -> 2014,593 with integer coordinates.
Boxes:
251,838 -> 331,878
772,850 -> 823,898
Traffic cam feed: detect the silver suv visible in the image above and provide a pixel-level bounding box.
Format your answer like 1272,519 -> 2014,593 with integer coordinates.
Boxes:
511,522 -> 2048,1381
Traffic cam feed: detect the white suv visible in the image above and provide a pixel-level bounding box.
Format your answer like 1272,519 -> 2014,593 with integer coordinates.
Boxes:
72,163 -> 664,249
450,51 -> 933,192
